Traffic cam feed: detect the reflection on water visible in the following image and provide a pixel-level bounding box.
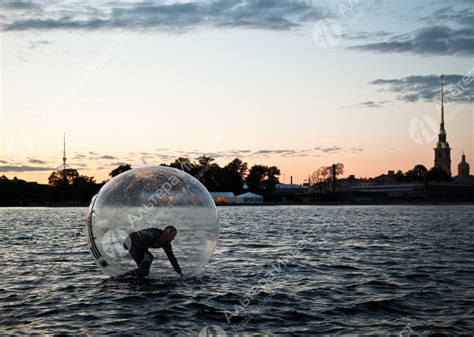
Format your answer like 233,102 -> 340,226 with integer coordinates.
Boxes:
1,206 -> 473,335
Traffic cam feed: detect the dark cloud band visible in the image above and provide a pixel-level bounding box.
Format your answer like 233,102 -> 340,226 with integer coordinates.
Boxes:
347,5 -> 474,57
1,0 -> 330,32
0,165 -> 55,172
370,73 -> 474,103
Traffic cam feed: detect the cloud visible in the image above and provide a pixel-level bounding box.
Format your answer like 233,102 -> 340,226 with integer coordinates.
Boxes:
69,162 -> 88,168
28,158 -> 47,164
111,162 -> 128,166
314,146 -> 341,154
353,100 -> 391,108
29,39 -> 50,49
0,1 -> 40,10
99,155 -> 116,160
419,6 -> 474,28
1,145 -> 366,175
0,165 -> 55,172
1,0 -> 331,32
249,149 -> 313,158
342,30 -> 394,41
349,25 -> 474,57
348,5 -> 474,57
370,73 -> 474,103
125,147 -> 353,161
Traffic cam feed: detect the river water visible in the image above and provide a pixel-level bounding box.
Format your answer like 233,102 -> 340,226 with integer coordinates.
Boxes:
0,206 -> 473,335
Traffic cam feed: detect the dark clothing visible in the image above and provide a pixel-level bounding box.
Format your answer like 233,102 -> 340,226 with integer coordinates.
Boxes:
124,228 -> 182,277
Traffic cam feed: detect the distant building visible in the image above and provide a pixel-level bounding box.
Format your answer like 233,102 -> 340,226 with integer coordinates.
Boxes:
336,171 -> 396,188
235,192 -> 263,204
455,152 -> 472,183
434,75 -> 451,175
210,192 -> 235,204
350,183 -> 426,202
458,153 -> 470,177
370,171 -> 396,185
274,183 -> 309,193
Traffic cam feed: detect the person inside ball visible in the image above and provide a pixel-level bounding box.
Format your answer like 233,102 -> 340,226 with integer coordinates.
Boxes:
123,225 -> 183,278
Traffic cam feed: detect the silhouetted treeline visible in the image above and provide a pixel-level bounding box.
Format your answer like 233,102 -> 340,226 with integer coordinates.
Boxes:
0,169 -> 102,206
393,165 -> 452,183
0,157 -> 281,206
163,156 -> 281,195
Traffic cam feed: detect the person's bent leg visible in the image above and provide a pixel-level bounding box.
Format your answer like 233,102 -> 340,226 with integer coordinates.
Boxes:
137,252 -> 153,277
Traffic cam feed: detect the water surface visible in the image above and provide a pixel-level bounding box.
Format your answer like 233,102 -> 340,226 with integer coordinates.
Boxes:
1,206 -> 473,335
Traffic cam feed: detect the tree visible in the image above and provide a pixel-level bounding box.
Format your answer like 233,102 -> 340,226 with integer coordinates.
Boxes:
109,164 -> 132,178
193,156 -> 220,190
245,165 -> 281,195
394,170 -> 406,183
246,165 -> 267,194
405,164 -> 428,182
265,166 -> 281,191
426,167 -> 452,182
196,156 -> 214,168
223,158 -> 248,194
47,169 -> 99,202
48,169 -> 79,186
169,157 -> 194,172
225,158 -> 248,178
310,166 -> 332,193
71,175 -> 99,201
332,163 -> 344,180
330,163 -> 344,193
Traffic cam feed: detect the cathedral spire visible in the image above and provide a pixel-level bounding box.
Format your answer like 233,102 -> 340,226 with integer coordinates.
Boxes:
440,75 -> 445,130
434,74 -> 451,176
438,75 -> 447,142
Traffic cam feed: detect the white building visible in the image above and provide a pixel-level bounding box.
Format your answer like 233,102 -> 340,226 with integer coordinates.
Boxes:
210,192 -> 235,204
235,192 -> 263,204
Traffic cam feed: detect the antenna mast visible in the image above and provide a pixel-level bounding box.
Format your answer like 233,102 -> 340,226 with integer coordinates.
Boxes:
63,133 -> 67,172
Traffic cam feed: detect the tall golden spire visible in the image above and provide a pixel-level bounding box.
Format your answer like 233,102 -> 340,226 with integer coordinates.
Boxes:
440,74 -> 445,130
434,74 -> 451,175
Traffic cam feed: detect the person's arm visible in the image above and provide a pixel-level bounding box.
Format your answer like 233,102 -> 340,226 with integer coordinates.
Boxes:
163,243 -> 182,275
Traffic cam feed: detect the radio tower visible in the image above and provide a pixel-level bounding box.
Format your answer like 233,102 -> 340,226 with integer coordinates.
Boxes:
62,133 -> 67,173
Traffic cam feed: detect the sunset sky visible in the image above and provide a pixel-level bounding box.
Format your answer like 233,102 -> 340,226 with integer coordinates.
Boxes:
1,0 -> 473,184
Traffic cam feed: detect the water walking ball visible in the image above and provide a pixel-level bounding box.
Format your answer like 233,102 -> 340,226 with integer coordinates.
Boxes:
85,166 -> 219,279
